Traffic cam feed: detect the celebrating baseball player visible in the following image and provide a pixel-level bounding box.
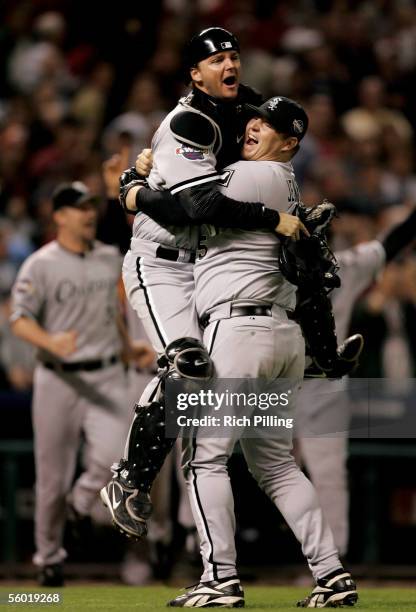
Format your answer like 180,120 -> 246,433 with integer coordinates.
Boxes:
10,183 -> 147,587
100,27 -> 361,550
296,206 -> 416,558
159,97 -> 356,608
100,27 -> 310,541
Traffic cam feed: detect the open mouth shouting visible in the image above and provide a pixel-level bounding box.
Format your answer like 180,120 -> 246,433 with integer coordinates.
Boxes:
222,74 -> 238,93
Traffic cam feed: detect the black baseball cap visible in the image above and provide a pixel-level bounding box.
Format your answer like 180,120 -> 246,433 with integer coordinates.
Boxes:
184,27 -> 240,70
244,96 -> 309,140
52,182 -> 99,211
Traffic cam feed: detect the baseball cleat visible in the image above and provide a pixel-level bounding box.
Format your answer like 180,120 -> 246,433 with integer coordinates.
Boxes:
100,475 -> 152,540
336,334 -> 364,363
297,571 -> 358,608
38,563 -> 64,587
167,576 -> 244,608
306,334 -> 364,379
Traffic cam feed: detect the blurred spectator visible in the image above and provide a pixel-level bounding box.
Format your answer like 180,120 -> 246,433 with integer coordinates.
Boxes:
0,196 -> 35,266
341,76 -> 413,143
7,12 -> 76,96
103,72 -> 167,160
0,297 -> 35,391
71,61 -> 115,130
0,226 -> 18,299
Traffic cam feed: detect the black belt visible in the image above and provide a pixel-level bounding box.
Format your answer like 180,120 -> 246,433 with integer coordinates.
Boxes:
156,245 -> 196,264
42,354 -> 119,373
200,305 -> 273,329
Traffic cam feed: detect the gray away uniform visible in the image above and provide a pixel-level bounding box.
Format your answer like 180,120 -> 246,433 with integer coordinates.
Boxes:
296,241 -> 385,556
123,101 -> 225,355
121,100 -> 228,468
185,159 -> 341,582
11,241 -> 130,566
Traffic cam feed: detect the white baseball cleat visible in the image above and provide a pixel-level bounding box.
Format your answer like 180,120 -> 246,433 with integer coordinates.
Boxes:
297,570 -> 358,608
167,576 -> 245,608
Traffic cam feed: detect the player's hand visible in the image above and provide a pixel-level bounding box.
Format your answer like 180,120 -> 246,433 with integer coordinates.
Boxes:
135,149 -> 153,177
103,147 -> 130,198
275,212 -> 310,241
48,331 -> 77,358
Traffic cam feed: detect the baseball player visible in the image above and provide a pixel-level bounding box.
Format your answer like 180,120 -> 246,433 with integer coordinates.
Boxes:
10,182 -> 144,587
158,97 -> 356,608
296,206 -> 416,558
100,27 -> 308,539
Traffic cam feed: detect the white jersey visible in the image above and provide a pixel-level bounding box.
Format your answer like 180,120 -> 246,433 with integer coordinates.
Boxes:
133,100 -> 223,251
11,240 -> 123,363
194,160 -> 299,317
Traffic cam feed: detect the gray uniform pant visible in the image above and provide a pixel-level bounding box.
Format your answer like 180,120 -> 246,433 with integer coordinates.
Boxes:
182,304 -> 341,582
122,240 -> 200,357
122,238 -> 202,460
32,363 -> 130,567
295,378 -> 350,556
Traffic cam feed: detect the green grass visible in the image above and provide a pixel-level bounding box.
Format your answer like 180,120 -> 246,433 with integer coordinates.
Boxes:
0,585 -> 415,611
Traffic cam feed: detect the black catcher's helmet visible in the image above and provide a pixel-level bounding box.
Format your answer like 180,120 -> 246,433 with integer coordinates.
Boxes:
184,27 -> 240,71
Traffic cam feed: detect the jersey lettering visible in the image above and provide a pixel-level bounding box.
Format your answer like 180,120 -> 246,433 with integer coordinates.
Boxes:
216,169 -> 235,188
287,178 -> 300,204
55,278 -> 114,303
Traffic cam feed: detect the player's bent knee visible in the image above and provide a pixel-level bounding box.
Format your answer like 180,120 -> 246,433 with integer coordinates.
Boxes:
160,336 -> 213,381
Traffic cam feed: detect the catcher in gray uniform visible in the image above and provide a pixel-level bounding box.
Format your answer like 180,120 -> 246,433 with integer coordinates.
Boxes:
10,183 -> 143,587
162,98 -> 357,609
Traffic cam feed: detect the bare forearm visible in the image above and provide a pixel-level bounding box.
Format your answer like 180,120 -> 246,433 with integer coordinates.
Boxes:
11,317 -> 77,358
11,317 -> 53,352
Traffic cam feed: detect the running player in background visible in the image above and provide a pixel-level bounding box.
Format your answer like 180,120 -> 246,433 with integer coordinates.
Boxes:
10,183 -> 148,586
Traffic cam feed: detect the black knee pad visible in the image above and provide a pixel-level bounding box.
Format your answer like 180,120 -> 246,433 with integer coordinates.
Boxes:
159,337 -> 213,380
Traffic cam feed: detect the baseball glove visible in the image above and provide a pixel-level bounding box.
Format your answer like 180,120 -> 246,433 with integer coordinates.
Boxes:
297,199 -> 337,236
119,167 -> 147,215
278,199 -> 340,291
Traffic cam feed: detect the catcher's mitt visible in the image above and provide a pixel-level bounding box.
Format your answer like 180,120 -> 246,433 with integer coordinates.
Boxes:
278,200 -> 340,291
297,199 -> 337,236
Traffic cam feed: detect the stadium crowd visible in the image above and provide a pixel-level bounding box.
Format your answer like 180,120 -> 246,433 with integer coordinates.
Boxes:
1,0 -> 416,388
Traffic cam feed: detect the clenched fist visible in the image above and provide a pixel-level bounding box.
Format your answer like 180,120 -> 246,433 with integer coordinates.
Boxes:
48,330 -> 77,358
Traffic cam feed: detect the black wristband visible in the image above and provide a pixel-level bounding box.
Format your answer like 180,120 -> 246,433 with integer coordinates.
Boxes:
262,207 -> 280,229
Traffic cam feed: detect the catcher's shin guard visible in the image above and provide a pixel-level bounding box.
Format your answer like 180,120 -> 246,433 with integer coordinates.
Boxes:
119,337 -> 213,492
121,400 -> 179,492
